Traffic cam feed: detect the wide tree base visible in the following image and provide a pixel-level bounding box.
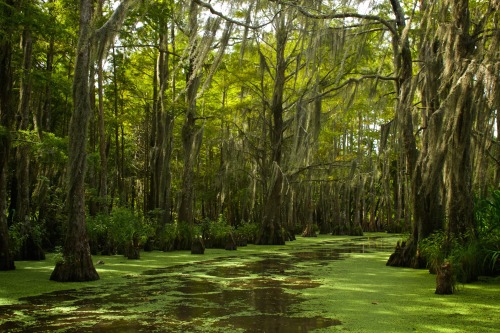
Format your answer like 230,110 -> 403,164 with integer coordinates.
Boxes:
255,224 -> 285,245
386,240 -> 425,269
0,258 -> 15,271
301,224 -> 317,237
50,258 -> 99,282
191,238 -> 205,254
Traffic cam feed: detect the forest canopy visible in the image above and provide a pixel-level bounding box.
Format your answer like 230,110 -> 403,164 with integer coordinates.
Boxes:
0,0 -> 499,291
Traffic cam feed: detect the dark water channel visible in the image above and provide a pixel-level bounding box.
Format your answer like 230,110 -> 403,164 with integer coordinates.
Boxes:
0,236 -> 391,332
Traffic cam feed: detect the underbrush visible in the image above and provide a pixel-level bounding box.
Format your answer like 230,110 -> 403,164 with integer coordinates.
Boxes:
419,189 -> 500,292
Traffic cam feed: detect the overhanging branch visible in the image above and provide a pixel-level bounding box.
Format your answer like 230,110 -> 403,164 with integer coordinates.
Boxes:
193,0 -> 275,30
273,0 -> 397,36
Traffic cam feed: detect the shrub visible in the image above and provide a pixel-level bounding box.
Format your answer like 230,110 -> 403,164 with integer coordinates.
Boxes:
419,230 -> 450,274
234,221 -> 259,245
86,213 -> 112,255
449,236 -> 482,283
162,223 -> 178,251
160,220 -> 200,251
420,229 -> 486,291
204,215 -> 234,248
87,207 -> 149,259
8,219 -> 45,260
110,207 -> 145,259
475,189 -> 500,275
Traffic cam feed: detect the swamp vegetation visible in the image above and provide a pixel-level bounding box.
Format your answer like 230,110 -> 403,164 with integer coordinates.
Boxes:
1,0 -> 500,328
1,234 -> 499,332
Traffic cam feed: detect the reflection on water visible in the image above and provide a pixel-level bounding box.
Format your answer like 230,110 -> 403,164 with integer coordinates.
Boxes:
0,236 -> 390,332
217,314 -> 341,332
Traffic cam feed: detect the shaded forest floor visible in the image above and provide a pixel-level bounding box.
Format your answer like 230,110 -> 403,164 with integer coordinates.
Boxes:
0,233 -> 499,332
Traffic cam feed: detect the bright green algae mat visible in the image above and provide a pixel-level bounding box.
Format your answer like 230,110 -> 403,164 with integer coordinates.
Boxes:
0,233 -> 499,332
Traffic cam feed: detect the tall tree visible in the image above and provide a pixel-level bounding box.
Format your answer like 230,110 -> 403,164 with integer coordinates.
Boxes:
178,0 -> 233,232
255,6 -> 290,245
150,1 -> 175,247
51,0 -> 138,282
387,0 -> 500,277
178,0 -> 203,230
12,0 -> 46,260
0,0 -> 16,271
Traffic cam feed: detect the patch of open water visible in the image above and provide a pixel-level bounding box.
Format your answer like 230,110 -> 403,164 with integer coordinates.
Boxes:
0,235 -> 392,332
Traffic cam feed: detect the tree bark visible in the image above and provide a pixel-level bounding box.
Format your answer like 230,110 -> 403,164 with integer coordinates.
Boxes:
256,9 -> 288,245
13,20 -> 45,260
441,0 -> 476,237
178,68 -> 202,225
97,57 -> 108,213
387,0 -> 427,268
0,0 -> 15,271
178,1 -> 206,230
387,0 -> 494,276
152,26 -> 174,249
51,0 -> 137,282
50,0 -> 99,282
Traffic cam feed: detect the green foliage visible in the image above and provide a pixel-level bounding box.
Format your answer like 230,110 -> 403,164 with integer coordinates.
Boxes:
34,132 -> 68,166
419,231 -> 450,273
420,230 -> 489,285
234,221 -> 259,244
86,213 -> 113,255
12,129 -> 38,149
201,215 -> 234,248
161,220 -> 200,251
475,189 -> 500,274
8,223 -> 27,258
484,249 -> 500,272
162,223 -> 179,251
476,189 -> 500,234
211,215 -> 234,240
451,240 -> 483,283
0,124 -> 8,138
8,219 -> 45,258
419,190 -> 500,286
110,207 -> 140,244
51,246 -> 64,265
87,207 -> 151,257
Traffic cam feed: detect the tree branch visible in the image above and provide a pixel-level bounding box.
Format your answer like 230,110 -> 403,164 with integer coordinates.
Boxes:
193,0 -> 275,30
274,0 -> 397,36
318,74 -> 398,100
94,0 -> 140,61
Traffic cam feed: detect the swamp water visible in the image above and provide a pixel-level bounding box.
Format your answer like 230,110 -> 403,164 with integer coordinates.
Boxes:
0,234 -> 499,332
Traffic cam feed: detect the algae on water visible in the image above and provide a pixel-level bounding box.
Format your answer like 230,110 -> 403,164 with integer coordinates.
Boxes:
0,233 -> 499,332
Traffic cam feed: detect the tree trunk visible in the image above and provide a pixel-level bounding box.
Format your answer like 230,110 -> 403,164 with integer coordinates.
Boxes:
41,18 -> 54,133
441,0 -> 476,237
13,21 -> 45,261
178,72 -> 202,226
256,10 -> 287,245
387,0 -> 425,268
50,0 -> 98,282
178,1 -> 203,231
387,0 -> 492,278
51,0 -> 138,281
153,27 -> 174,249
97,58 -> 108,213
0,0 -> 15,270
